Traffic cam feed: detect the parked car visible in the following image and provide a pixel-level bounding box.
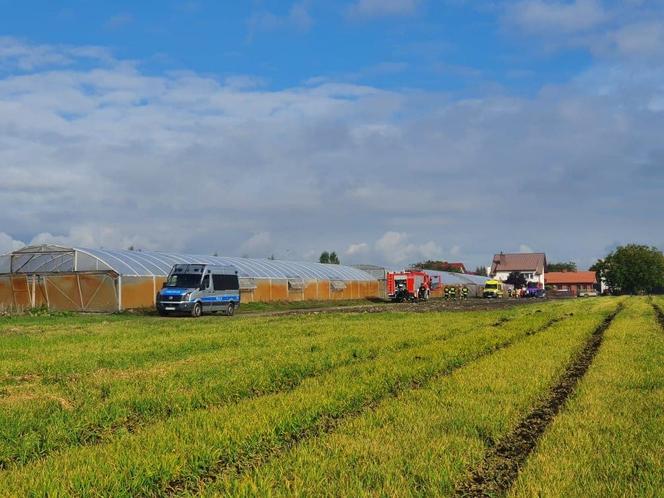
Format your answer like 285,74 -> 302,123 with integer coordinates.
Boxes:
524,282 -> 546,298
156,264 -> 240,317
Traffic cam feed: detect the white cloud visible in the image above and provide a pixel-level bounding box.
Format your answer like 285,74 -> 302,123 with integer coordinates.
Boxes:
508,0 -> 608,34
0,232 -> 25,254
519,244 -> 534,253
347,0 -> 421,19
345,242 -> 370,256
247,2 -> 313,37
610,21 -> 664,57
375,232 -> 442,265
239,232 -> 273,257
0,37 -> 663,270
0,37 -> 111,71
503,1 -> 664,61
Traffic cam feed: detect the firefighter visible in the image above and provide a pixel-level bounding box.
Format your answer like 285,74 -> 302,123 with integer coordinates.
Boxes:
449,286 -> 456,300
418,282 -> 427,300
444,286 -> 450,300
462,286 -> 469,299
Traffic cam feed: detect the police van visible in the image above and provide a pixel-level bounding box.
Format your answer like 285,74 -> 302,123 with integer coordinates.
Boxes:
156,264 -> 240,317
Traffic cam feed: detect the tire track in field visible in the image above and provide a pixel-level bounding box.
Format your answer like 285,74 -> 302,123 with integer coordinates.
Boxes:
652,303 -> 664,330
0,316 -> 519,471
164,315 -> 572,497
455,304 -> 623,498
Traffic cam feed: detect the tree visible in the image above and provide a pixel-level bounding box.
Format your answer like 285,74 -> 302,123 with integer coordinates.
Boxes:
547,261 -> 577,272
505,271 -> 527,288
319,251 -> 330,264
592,244 -> 664,294
474,266 -> 487,276
412,260 -> 463,273
329,252 -> 340,265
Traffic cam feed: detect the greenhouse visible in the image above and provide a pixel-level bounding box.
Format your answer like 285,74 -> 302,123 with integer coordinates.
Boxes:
423,269 -> 491,297
0,245 -> 380,312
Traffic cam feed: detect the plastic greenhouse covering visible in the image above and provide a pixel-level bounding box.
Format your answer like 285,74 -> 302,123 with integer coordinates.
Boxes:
423,270 -> 491,285
2,245 -> 377,282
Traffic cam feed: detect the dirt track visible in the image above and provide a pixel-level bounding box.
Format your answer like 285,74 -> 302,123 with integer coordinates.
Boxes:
652,303 -> 664,330
455,303 -> 623,497
240,298 -> 552,318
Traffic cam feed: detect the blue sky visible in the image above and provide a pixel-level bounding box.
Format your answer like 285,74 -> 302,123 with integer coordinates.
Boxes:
0,0 -> 663,269
0,1 -> 591,92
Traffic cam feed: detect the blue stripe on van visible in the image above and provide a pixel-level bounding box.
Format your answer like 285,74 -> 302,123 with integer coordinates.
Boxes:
200,295 -> 240,302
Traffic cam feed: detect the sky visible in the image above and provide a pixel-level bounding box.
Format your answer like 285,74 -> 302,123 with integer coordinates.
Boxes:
0,0 -> 663,270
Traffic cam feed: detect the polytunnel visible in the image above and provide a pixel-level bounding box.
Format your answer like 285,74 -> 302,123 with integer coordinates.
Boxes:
422,270 -> 491,298
0,245 -> 380,311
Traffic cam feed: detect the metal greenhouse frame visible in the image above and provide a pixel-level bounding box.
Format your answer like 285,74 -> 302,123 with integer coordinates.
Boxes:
0,245 -> 379,312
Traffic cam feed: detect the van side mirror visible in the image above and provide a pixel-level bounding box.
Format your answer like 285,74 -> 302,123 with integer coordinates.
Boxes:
162,283 -> 167,288
199,284 -> 206,291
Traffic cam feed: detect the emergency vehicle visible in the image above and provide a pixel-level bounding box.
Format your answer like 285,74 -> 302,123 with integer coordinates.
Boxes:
386,270 -> 431,302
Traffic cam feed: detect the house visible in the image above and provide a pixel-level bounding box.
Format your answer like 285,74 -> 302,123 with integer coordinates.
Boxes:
490,252 -> 547,287
545,271 -> 597,296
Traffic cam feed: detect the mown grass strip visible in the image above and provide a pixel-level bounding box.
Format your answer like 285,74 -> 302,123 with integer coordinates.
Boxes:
0,310 -> 510,468
455,301 -> 623,497
187,300 -> 616,497
509,298 -> 664,497
0,303 -> 581,496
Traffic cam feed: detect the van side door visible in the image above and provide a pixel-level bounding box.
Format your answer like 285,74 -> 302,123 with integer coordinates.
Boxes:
200,273 -> 213,311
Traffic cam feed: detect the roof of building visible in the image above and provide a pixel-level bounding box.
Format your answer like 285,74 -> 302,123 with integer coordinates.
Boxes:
545,271 -> 597,285
490,252 -> 546,274
422,269 -> 491,286
1,245 -> 377,281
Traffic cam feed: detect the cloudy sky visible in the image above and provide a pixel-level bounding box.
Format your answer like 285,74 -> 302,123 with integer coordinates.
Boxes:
1,0 -> 663,269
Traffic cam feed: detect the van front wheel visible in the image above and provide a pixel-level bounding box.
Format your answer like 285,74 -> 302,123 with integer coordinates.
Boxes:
191,302 -> 203,318
225,302 -> 235,316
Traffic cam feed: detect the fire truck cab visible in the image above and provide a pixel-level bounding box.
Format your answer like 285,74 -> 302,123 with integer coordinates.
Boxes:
387,270 -> 431,302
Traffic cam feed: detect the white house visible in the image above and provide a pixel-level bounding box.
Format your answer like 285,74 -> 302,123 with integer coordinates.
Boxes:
490,252 -> 546,287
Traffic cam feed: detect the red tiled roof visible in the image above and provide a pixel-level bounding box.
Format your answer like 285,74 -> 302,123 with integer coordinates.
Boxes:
490,253 -> 546,274
545,271 -> 597,285
447,262 -> 467,273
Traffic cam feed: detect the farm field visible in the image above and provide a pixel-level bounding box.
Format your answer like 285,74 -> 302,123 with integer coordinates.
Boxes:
0,297 -> 660,496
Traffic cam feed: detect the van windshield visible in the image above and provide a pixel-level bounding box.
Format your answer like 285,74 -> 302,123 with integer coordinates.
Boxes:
165,274 -> 201,288
485,283 -> 498,290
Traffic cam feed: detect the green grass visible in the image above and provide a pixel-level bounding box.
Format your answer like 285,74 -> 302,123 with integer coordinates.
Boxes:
191,299 -> 617,496
0,297 -> 657,497
0,301 -> 577,495
0,309 -> 518,467
509,298 -> 664,497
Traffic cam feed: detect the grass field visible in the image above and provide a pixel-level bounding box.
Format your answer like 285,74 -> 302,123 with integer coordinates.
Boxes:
0,297 -> 660,496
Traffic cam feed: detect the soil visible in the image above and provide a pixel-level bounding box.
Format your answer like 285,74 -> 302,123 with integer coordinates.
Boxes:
240,298 -> 552,318
652,303 -> 664,330
455,304 -> 623,498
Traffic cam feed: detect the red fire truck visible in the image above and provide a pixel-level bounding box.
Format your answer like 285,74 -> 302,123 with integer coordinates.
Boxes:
386,270 -> 431,302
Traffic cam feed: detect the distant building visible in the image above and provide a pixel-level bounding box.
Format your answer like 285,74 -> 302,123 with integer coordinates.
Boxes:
545,271 -> 597,296
490,252 -> 547,286
445,262 -> 467,273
